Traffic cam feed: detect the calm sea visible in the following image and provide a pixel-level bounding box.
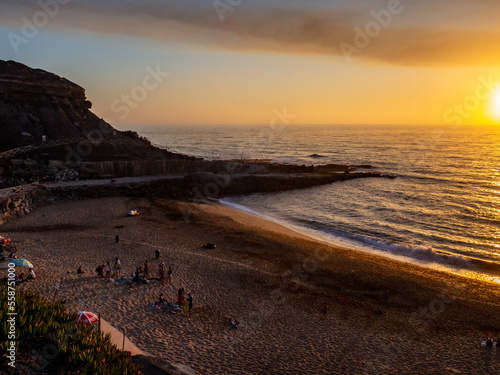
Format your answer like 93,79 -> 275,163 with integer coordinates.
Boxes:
127,124 -> 500,280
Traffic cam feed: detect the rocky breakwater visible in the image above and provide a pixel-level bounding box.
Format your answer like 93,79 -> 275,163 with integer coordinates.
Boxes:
186,164 -> 392,198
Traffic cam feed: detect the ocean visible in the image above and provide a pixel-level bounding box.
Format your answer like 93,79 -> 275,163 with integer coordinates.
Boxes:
127,124 -> 500,281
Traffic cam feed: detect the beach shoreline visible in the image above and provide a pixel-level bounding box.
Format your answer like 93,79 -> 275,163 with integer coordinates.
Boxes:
217,198 -> 500,282
3,196 -> 500,374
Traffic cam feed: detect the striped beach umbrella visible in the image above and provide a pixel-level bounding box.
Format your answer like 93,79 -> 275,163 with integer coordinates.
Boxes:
76,311 -> 99,325
11,258 -> 33,268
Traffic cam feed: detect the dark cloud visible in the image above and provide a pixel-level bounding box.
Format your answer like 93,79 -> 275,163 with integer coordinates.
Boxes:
2,0 -> 500,66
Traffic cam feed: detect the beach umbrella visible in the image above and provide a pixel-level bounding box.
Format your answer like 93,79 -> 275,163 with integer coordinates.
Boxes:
11,258 -> 33,268
76,311 -> 99,325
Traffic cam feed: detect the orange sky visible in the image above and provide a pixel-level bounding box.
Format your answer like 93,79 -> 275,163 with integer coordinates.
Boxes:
1,0 -> 500,126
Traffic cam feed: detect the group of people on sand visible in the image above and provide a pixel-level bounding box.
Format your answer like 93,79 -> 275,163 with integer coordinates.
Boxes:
153,288 -> 193,317
133,259 -> 152,282
92,254 -> 193,316
95,257 -> 121,280
132,260 -> 150,282
132,260 -> 172,284
94,256 -> 177,286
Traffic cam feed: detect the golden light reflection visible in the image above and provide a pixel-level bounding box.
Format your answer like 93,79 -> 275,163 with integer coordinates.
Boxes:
490,85 -> 500,121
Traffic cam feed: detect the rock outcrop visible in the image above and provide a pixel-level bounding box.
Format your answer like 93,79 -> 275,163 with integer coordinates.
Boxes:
0,60 -> 191,158
0,60 -> 105,150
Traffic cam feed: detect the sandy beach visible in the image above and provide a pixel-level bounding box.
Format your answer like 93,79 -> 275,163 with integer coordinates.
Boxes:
3,196 -> 500,374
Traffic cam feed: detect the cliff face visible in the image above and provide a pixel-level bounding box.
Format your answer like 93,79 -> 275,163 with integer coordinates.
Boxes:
0,60 -> 113,151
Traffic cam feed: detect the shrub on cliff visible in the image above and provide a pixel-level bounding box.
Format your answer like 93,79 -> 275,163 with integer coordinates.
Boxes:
121,130 -> 152,146
0,284 -> 141,374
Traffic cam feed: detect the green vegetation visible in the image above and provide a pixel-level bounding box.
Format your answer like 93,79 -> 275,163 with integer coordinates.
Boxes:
1,285 -> 141,374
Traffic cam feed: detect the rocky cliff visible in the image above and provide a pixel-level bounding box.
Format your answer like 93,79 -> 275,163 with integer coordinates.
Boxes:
0,60 -> 186,158
0,60 -> 106,150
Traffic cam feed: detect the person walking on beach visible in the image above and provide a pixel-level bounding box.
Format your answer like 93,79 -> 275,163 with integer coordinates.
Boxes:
321,302 -> 328,320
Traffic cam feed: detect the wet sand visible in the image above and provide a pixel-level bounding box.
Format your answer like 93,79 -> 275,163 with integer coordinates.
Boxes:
3,196 -> 500,374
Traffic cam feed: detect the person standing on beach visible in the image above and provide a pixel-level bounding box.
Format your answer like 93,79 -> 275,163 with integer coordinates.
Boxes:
114,257 -> 121,278
159,262 -> 166,284
321,302 -> 328,319
105,261 -> 111,280
177,288 -> 185,307
167,266 -> 172,284
384,289 -> 390,303
144,260 -> 150,279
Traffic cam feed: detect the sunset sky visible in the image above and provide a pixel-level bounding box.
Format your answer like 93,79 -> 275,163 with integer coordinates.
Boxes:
1,0 -> 500,126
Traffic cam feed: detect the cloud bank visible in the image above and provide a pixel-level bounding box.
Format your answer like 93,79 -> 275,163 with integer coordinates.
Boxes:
3,0 -> 500,66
